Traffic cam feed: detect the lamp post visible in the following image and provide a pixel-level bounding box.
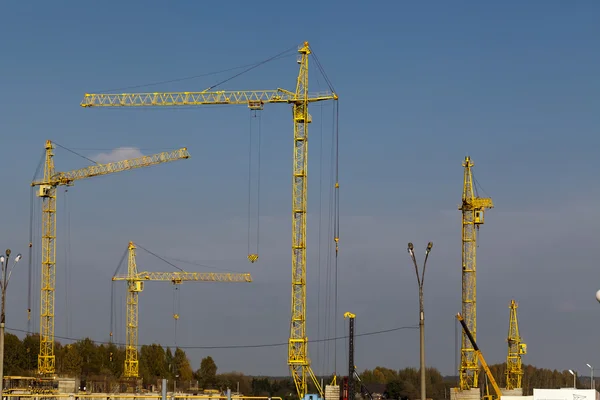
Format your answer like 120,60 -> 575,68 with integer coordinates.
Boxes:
0,249 -> 22,398
569,369 -> 577,389
587,364 -> 594,390
407,241 -> 433,400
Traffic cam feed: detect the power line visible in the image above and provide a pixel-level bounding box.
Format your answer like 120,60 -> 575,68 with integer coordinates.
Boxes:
6,324 -> 417,350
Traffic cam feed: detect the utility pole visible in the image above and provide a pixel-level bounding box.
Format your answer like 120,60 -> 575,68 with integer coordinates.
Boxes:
344,312 -> 356,400
569,370 -> 577,389
0,249 -> 22,398
408,242 -> 433,400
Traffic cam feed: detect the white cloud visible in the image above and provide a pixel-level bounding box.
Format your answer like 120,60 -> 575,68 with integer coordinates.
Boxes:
92,147 -> 144,163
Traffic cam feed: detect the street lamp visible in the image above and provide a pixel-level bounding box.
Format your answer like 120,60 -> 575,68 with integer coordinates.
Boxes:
0,249 -> 22,398
569,369 -> 577,389
587,364 -> 594,390
407,241 -> 433,400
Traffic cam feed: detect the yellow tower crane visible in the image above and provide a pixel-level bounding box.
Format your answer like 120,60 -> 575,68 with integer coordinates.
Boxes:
458,156 -> 493,390
112,242 -> 252,378
80,41 -> 338,400
505,299 -> 526,391
30,141 -> 190,375
456,313 -> 502,400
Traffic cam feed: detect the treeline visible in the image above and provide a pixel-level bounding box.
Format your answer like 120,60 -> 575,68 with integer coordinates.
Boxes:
4,334 -> 592,399
360,364 -> 592,399
4,333 -> 197,387
2,333 -> 297,396
359,367 -> 455,399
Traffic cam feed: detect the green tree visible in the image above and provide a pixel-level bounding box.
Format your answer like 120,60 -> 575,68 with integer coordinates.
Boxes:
217,372 -> 251,393
173,348 -> 194,381
139,344 -> 168,385
106,342 -> 125,378
251,377 -> 271,396
63,344 -> 83,376
22,334 -> 40,372
4,333 -> 25,374
76,338 -> 101,377
166,347 -> 174,379
198,356 -> 218,389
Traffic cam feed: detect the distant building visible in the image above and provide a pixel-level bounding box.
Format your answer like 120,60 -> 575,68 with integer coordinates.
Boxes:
502,388 -> 600,400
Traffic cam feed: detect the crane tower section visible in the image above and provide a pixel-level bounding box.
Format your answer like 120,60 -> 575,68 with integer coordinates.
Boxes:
505,299 -> 526,390
112,242 -> 252,378
458,156 -> 493,390
31,141 -> 190,375
80,41 -> 338,400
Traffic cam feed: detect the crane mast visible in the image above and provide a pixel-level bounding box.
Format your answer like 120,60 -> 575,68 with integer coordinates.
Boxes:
112,242 -> 253,378
80,41 -> 337,400
288,42 -> 320,399
456,313 -> 502,400
125,242 -> 140,377
31,141 -> 190,375
505,299 -> 526,391
458,156 -> 493,390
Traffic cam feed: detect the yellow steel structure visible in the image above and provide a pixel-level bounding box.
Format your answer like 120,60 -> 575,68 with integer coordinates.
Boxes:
505,299 -> 526,390
456,313 -> 502,400
31,141 -> 190,375
458,156 -> 493,390
80,41 -> 338,399
112,242 -> 252,378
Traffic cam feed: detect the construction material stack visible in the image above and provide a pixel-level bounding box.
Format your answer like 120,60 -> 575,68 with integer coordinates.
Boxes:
325,385 -> 340,400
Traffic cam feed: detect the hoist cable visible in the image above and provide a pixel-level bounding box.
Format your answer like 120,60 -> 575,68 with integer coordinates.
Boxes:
110,247 -> 129,343
246,111 -> 262,262
256,112 -> 262,258
316,104 -> 324,375
28,149 -> 45,334
333,101 -> 340,377
173,286 -> 179,346
324,101 -> 336,375
27,188 -> 34,334
63,189 -> 70,338
247,113 -> 253,257
109,282 -> 115,343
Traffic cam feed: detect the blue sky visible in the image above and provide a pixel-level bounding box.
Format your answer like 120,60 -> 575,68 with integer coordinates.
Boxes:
1,0 -> 599,378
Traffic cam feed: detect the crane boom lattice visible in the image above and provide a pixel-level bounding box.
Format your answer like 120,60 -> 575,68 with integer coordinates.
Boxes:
31,141 -> 190,375
505,299 -> 526,390
81,41 -> 338,400
458,156 -> 493,390
112,242 -> 252,378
